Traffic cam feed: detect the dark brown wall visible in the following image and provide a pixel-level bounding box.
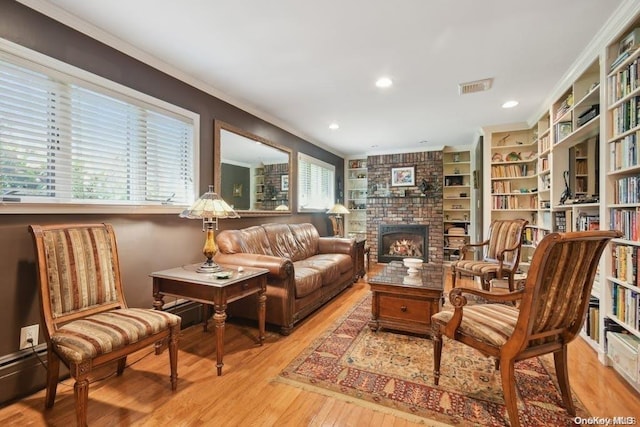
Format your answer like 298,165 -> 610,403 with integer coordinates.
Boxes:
0,0 -> 342,380
221,163 -> 251,209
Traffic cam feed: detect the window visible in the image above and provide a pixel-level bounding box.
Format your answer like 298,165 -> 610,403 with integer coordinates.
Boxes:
298,153 -> 335,211
0,41 -> 198,212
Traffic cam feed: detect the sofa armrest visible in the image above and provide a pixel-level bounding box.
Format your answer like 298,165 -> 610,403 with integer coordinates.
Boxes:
214,253 -> 293,279
318,237 -> 355,256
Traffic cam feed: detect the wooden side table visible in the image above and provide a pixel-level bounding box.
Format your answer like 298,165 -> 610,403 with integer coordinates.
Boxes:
354,237 -> 367,279
368,261 -> 442,336
151,263 -> 268,376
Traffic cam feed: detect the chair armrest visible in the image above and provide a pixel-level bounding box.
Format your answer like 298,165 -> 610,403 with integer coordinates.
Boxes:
319,237 -> 355,256
494,243 -> 524,274
214,253 -> 293,279
449,286 -> 524,304
496,244 -> 522,261
460,239 -> 489,259
443,286 -> 524,336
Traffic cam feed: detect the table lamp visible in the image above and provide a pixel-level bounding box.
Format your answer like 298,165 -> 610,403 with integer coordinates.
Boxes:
326,203 -> 350,237
180,185 -> 240,273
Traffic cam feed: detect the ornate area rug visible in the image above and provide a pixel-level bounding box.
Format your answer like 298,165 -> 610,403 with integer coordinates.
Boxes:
277,296 -> 589,426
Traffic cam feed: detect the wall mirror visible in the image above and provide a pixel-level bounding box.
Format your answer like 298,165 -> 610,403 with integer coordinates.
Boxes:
214,121 -> 292,215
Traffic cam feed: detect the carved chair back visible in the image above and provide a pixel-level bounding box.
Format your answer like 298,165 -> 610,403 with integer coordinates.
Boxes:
510,230 -> 620,352
483,218 -> 528,268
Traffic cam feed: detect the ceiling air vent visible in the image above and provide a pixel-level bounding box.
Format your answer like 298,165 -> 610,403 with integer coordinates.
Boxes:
458,78 -> 493,95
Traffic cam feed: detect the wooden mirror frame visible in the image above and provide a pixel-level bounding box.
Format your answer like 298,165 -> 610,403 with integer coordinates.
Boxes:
214,120 -> 293,216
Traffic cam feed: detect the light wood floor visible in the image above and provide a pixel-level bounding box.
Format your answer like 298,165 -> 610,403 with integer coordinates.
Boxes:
0,266 -> 638,426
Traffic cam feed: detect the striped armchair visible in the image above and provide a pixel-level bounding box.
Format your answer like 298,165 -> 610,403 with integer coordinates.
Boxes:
29,223 -> 181,427
450,218 -> 528,291
432,230 -> 621,427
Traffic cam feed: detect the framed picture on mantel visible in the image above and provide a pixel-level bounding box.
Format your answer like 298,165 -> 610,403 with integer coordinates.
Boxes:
391,166 -> 415,186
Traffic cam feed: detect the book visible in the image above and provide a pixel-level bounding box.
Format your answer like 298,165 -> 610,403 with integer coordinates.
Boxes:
611,51 -> 631,71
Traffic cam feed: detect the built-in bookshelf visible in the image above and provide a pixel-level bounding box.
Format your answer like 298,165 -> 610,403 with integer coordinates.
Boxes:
604,16 -> 640,393
479,3 -> 640,392
345,158 -> 367,237
485,127 -> 539,269
254,166 -> 264,209
443,148 -> 472,263
547,58 -> 604,355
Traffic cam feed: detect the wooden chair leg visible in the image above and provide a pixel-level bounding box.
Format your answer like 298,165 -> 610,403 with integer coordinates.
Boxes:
73,362 -> 91,427
432,329 -> 443,386
500,357 -> 520,427
116,357 -> 127,376
45,347 -> 59,408
554,346 -> 575,415
481,276 -> 491,291
169,324 -> 179,391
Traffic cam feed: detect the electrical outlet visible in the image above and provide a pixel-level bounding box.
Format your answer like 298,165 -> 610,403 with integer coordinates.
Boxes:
19,324 -> 39,350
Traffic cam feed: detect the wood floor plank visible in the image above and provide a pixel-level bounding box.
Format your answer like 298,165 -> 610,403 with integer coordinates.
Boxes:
0,265 -> 637,426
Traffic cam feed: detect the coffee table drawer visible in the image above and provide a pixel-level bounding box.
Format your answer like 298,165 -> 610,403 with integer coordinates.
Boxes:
378,294 -> 431,324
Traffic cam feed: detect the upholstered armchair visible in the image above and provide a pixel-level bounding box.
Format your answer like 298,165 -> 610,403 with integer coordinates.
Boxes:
432,230 -> 621,427
451,218 -> 528,291
29,223 -> 181,427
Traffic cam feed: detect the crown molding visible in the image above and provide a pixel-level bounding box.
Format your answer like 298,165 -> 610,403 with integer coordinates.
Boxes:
528,0 -> 640,126
15,0 -> 345,158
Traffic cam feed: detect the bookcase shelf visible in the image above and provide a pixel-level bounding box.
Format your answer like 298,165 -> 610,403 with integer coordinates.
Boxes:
443,148 -> 474,264
345,158 -> 367,237
601,14 -> 640,390
478,4 -> 640,392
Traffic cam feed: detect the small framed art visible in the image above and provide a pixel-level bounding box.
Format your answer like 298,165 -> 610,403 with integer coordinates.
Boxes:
391,166 -> 415,186
233,183 -> 243,197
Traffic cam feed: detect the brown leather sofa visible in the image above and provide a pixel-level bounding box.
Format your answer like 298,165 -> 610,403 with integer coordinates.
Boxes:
214,223 -> 356,334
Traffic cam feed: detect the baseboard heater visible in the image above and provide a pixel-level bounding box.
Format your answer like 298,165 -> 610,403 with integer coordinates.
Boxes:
0,344 -> 49,405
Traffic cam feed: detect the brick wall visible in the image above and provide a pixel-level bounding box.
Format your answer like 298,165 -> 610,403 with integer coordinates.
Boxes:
366,151 -> 443,275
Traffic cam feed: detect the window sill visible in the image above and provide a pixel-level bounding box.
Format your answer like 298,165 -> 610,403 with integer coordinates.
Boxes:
0,203 -> 186,215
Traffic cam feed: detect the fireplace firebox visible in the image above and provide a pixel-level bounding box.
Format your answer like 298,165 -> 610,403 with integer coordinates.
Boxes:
378,224 -> 429,263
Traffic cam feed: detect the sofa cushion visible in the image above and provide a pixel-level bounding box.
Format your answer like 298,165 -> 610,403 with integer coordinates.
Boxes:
293,266 -> 323,298
217,225 -> 273,256
310,253 -> 353,275
262,223 -> 300,260
295,256 -> 340,286
288,223 -> 320,260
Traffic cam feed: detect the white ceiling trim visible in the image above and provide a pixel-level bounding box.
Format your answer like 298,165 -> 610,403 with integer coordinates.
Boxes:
527,0 -> 640,128
16,0 -> 345,158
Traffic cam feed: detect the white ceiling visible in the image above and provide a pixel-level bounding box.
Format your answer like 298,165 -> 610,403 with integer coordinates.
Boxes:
20,0 -> 628,157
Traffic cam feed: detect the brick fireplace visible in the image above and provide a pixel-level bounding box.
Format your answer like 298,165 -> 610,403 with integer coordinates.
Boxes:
366,151 -> 443,275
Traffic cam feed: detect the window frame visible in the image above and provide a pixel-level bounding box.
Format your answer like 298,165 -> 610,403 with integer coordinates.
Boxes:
0,38 -> 200,215
297,152 -> 335,212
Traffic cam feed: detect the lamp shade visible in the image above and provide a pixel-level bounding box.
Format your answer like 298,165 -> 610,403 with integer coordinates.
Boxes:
180,185 -> 240,220
327,203 -> 350,215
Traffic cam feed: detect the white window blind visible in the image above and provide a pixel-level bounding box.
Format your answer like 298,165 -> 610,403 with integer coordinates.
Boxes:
298,152 -> 335,210
0,45 -> 197,210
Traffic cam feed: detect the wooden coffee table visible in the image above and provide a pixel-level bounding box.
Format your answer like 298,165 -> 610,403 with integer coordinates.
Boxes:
151,263 -> 268,376
368,261 -> 443,336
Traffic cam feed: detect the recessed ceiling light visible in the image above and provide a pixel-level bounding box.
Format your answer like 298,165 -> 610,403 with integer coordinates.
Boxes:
329,122 -> 339,130
502,100 -> 519,109
375,77 -> 393,88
